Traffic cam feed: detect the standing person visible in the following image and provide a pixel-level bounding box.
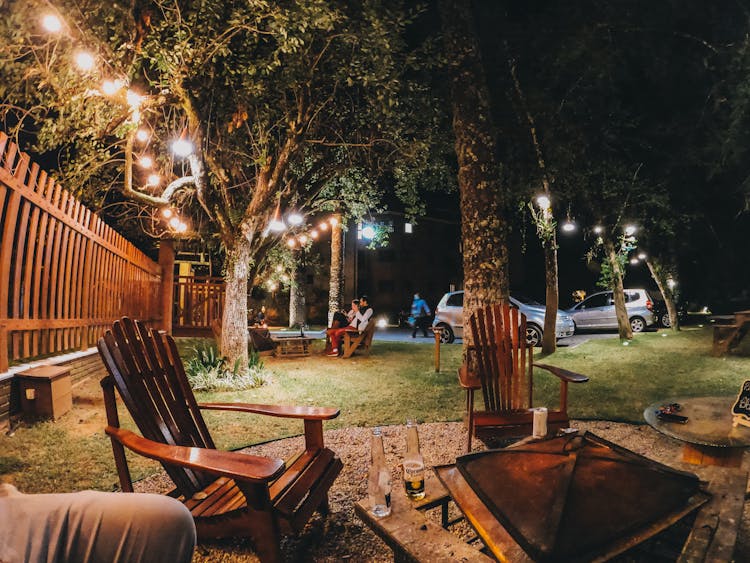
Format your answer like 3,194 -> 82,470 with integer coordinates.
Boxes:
410,293 -> 431,338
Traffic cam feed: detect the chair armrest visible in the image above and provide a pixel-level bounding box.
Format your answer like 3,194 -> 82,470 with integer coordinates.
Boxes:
534,363 -> 589,383
105,427 -> 285,483
198,403 -> 340,420
458,365 -> 481,390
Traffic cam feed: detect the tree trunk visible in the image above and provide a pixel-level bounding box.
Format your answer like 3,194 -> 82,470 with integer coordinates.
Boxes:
604,239 -> 632,340
646,257 -> 680,331
328,213 -> 344,326
542,241 -> 559,353
221,237 -> 251,367
439,0 -> 509,350
289,256 -> 306,328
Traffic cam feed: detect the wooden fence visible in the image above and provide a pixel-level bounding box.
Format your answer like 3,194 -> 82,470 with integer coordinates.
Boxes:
0,132 -> 162,372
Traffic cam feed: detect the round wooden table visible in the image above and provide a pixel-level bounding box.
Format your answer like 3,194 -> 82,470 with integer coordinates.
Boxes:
644,396 -> 750,467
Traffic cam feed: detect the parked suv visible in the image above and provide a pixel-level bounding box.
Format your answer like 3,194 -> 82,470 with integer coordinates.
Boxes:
565,289 -> 655,332
432,290 -> 575,345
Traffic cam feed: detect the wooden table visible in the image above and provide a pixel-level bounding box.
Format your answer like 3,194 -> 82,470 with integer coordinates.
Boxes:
354,478 -> 492,562
272,336 -> 315,357
644,396 -> 750,467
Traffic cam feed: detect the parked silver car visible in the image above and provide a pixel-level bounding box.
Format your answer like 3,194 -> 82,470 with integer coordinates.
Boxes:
565,289 -> 655,332
431,290 -> 575,345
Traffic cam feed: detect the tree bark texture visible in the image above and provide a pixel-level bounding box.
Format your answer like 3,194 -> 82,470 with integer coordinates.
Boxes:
542,242 -> 559,353
221,237 -> 251,366
328,215 -> 344,326
439,0 -> 509,350
289,256 -> 306,328
604,239 -> 633,340
646,258 -> 680,331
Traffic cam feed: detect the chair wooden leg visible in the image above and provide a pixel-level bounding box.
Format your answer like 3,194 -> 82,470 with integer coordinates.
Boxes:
250,511 -> 283,563
318,493 -> 331,516
466,388 -> 474,452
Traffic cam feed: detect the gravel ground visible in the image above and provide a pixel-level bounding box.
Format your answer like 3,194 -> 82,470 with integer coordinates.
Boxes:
134,421 -> 750,562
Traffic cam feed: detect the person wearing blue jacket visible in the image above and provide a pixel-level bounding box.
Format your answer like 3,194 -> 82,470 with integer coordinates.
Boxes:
410,293 -> 431,338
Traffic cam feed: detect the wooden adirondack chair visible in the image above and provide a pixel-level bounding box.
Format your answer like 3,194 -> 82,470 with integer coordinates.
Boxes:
97,317 -> 343,563
462,301 -> 589,451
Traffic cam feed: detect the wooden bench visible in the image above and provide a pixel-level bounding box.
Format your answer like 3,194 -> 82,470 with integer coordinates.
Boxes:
712,310 -> 750,356
341,322 -> 376,359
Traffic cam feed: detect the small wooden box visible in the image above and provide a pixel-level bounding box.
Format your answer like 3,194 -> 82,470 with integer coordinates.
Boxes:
16,365 -> 72,421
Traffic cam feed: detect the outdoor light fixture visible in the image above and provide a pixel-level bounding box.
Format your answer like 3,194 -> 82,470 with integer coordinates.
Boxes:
286,238 -> 296,248
171,139 -> 194,157
637,252 -> 647,260
630,257 -> 639,265
42,14 -> 62,33
404,222 -> 413,234
268,201 -> 286,232
298,234 -> 308,245
361,224 -> 376,240
126,89 -> 143,109
536,195 -> 551,209
318,222 -> 328,231
147,174 -> 160,186
310,230 -> 319,239
161,208 -> 173,219
561,221 -> 576,233
329,216 -> 339,227
624,225 -> 637,236
168,217 -> 180,229
139,156 -> 153,169
135,129 -> 149,142
287,212 -> 303,226
667,278 -> 677,290
175,221 -> 188,233
593,225 -> 604,234
376,317 -> 388,328
75,52 -> 95,72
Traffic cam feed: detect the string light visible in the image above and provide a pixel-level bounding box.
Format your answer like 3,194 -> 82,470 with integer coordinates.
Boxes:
287,212 -> 303,226
536,195 -> 551,209
139,156 -> 153,169
637,252 -> 647,260
593,225 -> 604,234
42,14 -> 62,33
561,221 -> 576,232
168,217 -> 180,229
624,225 -> 637,236
318,222 -> 328,231
310,230 -> 319,239
135,129 -> 149,142
171,139 -> 193,157
147,173 -> 160,186
101,79 -> 124,96
286,238 -> 296,248
75,52 -> 95,71
126,89 -> 143,109
161,208 -> 173,219
298,234 -> 308,244
329,216 -> 339,227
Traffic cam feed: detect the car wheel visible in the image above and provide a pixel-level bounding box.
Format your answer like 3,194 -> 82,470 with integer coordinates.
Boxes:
630,316 -> 646,333
661,312 -> 671,328
526,324 -> 543,347
438,324 -> 455,344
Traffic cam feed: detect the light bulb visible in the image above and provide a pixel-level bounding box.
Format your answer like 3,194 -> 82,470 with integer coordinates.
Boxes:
329,216 -> 339,227
42,14 -> 62,33
171,139 -> 193,157
286,238 -> 296,248
126,89 -> 143,109
298,234 -> 308,244
268,219 -> 286,233
318,222 -> 328,231
135,129 -> 149,142
287,213 -> 303,226
593,225 -> 604,234
624,225 -> 637,236
310,230 -> 319,239
147,174 -> 160,186
139,156 -> 153,169
75,52 -> 95,72
536,195 -> 550,209
161,208 -> 173,219
101,79 -> 123,96
168,217 -> 180,229
561,221 -> 576,232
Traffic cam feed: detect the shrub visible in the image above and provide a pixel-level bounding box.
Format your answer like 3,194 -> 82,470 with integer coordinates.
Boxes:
184,343 -> 268,392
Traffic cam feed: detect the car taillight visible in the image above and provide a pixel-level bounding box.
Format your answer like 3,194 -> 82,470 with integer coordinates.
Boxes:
646,300 -> 653,311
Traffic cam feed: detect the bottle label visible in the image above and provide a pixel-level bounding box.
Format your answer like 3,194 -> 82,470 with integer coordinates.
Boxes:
403,460 -> 425,500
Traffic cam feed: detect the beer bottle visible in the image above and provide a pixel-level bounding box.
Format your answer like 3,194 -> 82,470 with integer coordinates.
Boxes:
368,427 -> 392,517
403,419 -> 426,500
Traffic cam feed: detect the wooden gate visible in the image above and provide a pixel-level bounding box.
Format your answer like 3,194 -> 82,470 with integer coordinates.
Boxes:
173,276 -> 225,334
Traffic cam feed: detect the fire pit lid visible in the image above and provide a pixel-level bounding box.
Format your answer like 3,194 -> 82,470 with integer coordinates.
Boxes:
454,432 -> 709,561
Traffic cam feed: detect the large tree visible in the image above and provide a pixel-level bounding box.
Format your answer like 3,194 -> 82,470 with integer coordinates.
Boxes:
1,0 -> 438,365
438,0 -> 509,350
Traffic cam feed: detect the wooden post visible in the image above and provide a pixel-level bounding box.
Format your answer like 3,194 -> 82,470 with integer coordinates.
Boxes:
0,323 -> 7,373
433,327 -> 442,372
158,239 -> 175,334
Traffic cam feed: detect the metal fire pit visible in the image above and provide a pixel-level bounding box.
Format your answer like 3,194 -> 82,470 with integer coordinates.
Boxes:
436,432 -> 710,562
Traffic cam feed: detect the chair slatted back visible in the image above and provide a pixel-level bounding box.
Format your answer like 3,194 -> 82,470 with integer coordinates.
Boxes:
97,317 -> 216,496
468,301 -> 532,412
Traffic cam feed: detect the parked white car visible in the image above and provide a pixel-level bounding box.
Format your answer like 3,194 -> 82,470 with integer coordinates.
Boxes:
431,290 -> 576,345
565,288 -> 656,332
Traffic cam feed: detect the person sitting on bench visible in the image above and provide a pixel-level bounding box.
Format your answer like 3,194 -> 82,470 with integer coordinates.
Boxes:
0,483 -> 196,563
327,296 -> 373,356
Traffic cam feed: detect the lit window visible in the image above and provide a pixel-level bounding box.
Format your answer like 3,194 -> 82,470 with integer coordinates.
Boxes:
404,222 -> 413,234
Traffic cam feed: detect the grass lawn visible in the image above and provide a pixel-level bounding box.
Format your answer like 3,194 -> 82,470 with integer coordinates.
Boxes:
0,326 -> 747,494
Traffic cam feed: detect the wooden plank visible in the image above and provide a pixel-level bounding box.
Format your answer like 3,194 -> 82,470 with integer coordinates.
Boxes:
679,466 -> 747,562
355,492 -> 492,562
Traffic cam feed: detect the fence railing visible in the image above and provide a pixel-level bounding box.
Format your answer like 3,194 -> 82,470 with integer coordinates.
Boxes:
0,132 -> 162,372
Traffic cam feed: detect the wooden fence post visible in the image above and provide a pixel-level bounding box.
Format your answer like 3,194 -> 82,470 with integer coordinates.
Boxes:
159,239 -> 175,334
